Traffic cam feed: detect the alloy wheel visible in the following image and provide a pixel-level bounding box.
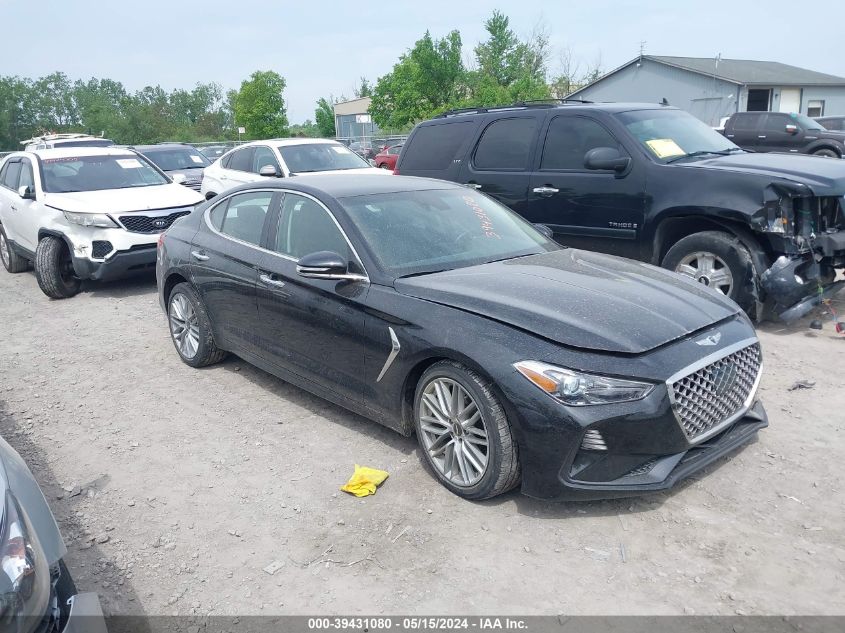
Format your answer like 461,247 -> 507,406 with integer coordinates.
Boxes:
169,293 -> 200,359
0,233 -> 9,268
418,377 -> 489,487
675,251 -> 734,296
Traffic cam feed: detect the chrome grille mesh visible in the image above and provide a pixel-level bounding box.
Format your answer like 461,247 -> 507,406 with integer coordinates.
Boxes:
670,343 -> 761,441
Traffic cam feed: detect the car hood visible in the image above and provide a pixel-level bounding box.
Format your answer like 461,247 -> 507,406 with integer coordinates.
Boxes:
394,249 -> 740,354
44,183 -> 203,214
166,167 -> 205,180
687,152 -> 845,195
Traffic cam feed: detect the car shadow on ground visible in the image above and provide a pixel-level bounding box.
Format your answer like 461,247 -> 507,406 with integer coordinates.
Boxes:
0,400 -> 148,623
81,273 -> 158,299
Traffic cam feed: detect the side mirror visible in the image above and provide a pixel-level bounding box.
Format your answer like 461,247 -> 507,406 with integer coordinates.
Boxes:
259,164 -> 282,178
584,147 -> 631,173
18,186 -> 35,200
171,173 -> 187,184
533,223 -> 554,239
297,251 -> 348,279
785,124 -> 799,135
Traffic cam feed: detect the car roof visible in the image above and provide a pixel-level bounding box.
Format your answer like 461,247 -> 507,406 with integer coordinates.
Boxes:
428,102 -> 680,122
232,174 -> 463,199
31,147 -> 141,158
240,138 -> 342,148
130,144 -> 196,151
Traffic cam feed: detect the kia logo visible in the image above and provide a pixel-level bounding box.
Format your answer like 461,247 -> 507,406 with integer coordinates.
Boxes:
152,219 -> 168,229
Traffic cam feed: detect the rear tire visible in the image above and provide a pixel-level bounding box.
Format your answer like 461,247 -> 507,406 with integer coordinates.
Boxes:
34,236 -> 81,299
662,230 -> 757,316
414,361 -> 520,500
813,148 -> 839,158
168,282 -> 227,367
378,163 -> 390,169
0,226 -> 29,273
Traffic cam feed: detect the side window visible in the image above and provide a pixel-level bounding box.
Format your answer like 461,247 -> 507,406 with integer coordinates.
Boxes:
732,114 -> 763,132
18,159 -> 34,191
0,162 -> 8,186
275,193 -> 350,260
762,113 -> 792,132
541,117 -> 624,171
2,161 -> 22,190
228,147 -> 255,172
473,117 -> 537,170
252,146 -> 280,174
400,121 -> 474,171
208,191 -> 273,246
221,152 -> 232,169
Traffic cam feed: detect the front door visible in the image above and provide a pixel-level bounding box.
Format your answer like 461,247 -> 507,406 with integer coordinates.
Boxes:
221,146 -> 256,187
757,112 -> 804,153
13,159 -> 40,251
189,189 -> 279,354
0,160 -> 24,246
254,191 -> 367,404
524,114 -> 646,259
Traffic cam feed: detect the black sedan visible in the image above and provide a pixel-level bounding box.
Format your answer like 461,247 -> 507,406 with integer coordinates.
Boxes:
156,175 -> 767,500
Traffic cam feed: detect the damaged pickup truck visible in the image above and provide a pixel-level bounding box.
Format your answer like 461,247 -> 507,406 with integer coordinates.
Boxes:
396,103 -> 845,321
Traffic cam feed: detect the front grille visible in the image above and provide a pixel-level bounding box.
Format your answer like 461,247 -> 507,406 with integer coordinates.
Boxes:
181,180 -> 202,192
119,210 -> 191,233
670,343 -> 761,441
91,240 -> 112,259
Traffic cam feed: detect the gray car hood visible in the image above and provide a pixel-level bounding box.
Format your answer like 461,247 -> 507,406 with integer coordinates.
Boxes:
394,249 -> 740,354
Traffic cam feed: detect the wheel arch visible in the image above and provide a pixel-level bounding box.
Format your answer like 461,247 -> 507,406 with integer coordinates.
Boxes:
807,143 -> 843,157
163,270 -> 191,305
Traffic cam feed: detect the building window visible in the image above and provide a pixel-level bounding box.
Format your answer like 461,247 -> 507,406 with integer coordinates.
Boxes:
807,100 -> 825,117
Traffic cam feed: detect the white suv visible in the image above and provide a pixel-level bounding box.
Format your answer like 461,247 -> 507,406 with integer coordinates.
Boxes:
200,138 -> 389,199
0,147 -> 203,298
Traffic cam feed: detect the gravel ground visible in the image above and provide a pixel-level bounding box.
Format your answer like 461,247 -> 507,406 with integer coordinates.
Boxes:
0,269 -> 843,617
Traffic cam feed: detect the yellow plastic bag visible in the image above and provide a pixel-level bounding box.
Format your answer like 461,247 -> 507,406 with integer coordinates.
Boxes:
340,464 -> 390,497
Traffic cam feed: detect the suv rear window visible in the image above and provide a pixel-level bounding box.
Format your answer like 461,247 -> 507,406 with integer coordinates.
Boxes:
473,117 -> 537,170
401,121 -> 474,171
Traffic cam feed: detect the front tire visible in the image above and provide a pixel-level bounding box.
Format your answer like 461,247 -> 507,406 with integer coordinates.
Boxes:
413,361 -> 520,500
34,236 -> 81,299
0,226 -> 29,273
168,282 -> 227,367
662,230 -> 757,315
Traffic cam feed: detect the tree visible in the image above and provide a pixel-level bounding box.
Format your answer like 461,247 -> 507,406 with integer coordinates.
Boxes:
354,77 -> 373,98
370,30 -> 466,129
314,97 -> 336,137
232,70 -> 289,140
549,49 -> 603,98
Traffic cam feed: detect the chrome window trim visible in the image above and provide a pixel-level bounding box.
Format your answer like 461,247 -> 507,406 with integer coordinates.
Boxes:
203,188 -> 370,282
375,327 -> 401,382
665,337 -> 762,445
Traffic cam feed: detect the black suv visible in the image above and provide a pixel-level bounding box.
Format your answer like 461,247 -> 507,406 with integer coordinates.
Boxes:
395,101 -> 845,321
723,111 -> 845,158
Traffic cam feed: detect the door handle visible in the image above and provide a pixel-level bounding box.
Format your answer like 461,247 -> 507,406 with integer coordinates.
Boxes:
757,135 -> 767,139
464,183 -> 482,189
532,186 -> 560,196
190,250 -> 209,261
10,205 -> 17,211
259,273 -> 286,288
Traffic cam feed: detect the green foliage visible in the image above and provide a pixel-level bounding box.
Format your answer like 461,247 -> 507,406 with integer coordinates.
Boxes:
354,77 -> 373,98
232,70 -> 289,140
289,120 -> 320,137
314,97 -> 336,137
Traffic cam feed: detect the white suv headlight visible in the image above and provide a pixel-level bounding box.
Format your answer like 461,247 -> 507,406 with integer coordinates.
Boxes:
514,360 -> 654,406
63,212 -> 119,228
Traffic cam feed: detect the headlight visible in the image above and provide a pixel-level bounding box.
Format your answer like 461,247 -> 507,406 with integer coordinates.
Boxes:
763,198 -> 793,234
0,491 -> 51,629
63,212 -> 119,228
514,361 -> 654,406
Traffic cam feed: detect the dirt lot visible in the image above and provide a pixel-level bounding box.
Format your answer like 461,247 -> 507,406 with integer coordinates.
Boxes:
0,268 -> 843,617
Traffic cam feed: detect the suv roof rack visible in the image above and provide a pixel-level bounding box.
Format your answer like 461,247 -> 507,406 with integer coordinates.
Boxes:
435,98 -> 593,118
19,132 -> 100,146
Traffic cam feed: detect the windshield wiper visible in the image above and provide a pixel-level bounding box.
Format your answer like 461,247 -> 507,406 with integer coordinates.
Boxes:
666,148 -> 744,164
397,269 -> 450,279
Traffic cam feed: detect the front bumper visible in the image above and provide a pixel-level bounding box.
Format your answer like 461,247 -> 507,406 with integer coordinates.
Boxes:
62,592 -> 107,633
72,244 -> 157,282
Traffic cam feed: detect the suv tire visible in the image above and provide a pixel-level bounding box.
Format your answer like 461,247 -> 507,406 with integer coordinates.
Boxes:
35,236 -> 81,299
413,361 -> 520,500
0,226 -> 29,273
167,282 -> 227,367
813,148 -> 839,158
662,231 -> 757,315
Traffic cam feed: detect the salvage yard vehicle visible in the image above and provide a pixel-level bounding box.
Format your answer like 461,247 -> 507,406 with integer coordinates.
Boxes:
723,111 -> 845,157
157,174 -> 767,501
20,133 -> 114,152
395,101 -> 845,321
131,142 -> 211,193
0,434 -> 106,632
200,138 -> 389,200
0,147 -> 203,299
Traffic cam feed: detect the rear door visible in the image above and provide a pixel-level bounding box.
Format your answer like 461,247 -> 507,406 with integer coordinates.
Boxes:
724,113 -> 765,151
254,191 -> 368,404
457,116 -> 540,218
189,189 -> 280,356
524,114 -> 645,258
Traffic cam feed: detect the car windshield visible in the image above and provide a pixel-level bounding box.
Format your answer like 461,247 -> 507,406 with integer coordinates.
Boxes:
141,147 -> 211,170
40,154 -> 170,193
339,188 -> 560,277
279,143 -> 372,173
616,109 -> 741,162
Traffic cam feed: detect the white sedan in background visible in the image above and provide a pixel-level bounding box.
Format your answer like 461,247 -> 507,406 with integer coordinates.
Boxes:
200,138 -> 390,199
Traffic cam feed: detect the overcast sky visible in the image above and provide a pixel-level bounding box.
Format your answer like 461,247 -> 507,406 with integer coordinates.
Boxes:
1,1 -> 841,123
